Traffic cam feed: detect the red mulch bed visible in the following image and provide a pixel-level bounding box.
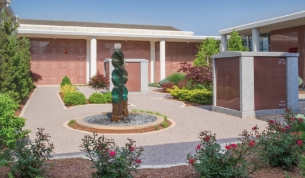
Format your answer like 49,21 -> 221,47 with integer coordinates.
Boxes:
0,158 -> 302,178
14,88 -> 35,116
68,119 -> 171,134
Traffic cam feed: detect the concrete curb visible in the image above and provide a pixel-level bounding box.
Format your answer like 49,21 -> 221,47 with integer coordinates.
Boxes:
63,118 -> 176,135
76,113 -> 165,130
19,88 -> 37,117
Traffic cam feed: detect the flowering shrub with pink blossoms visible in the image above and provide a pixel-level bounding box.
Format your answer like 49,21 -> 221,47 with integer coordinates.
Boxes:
80,133 -> 143,178
187,108 -> 305,177
240,108 -> 305,171
187,131 -> 251,178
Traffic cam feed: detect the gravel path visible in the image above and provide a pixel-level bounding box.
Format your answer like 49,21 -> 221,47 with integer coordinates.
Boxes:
22,86 -> 302,166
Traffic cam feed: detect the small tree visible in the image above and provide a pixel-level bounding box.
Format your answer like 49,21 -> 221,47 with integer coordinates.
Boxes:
194,38 -> 220,66
89,71 -> 110,92
228,29 -> 248,51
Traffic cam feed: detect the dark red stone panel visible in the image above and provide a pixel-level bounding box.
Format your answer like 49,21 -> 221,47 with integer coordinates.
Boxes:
215,57 -> 240,111
270,25 -> 305,79
254,57 -> 287,110
30,38 -> 86,85
97,40 -> 150,81
154,42 -> 199,82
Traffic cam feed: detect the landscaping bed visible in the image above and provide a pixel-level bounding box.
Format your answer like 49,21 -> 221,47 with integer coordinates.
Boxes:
59,92 -> 111,108
68,119 -> 172,134
0,158 -> 302,178
164,96 -> 210,107
14,88 -> 35,116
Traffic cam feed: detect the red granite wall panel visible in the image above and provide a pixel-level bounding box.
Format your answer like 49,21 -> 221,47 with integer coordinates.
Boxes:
270,25 -> 305,79
125,62 -> 141,92
254,57 -> 287,110
154,42 -> 199,82
30,38 -> 86,85
215,57 -> 240,111
97,40 -> 150,81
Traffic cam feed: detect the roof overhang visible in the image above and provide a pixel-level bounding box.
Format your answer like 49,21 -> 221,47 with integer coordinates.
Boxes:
219,11 -> 305,36
18,24 -> 220,42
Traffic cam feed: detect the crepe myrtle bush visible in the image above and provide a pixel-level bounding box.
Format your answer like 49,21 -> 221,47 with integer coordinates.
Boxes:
80,133 -> 143,178
187,131 -> 250,178
239,108 -> 305,171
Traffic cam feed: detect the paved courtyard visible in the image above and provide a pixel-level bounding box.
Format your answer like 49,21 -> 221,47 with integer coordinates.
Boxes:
21,86 -> 305,166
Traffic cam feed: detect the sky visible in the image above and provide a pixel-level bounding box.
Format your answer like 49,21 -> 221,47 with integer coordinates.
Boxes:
10,0 -> 305,36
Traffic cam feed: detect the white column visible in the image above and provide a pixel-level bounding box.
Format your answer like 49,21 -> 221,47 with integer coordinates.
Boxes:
150,41 -> 155,83
160,39 -> 166,80
90,37 -> 97,78
252,28 -> 260,52
221,35 -> 227,52
86,39 -> 90,83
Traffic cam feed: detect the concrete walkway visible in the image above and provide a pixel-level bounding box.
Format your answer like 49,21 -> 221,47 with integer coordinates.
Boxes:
22,86 -> 301,166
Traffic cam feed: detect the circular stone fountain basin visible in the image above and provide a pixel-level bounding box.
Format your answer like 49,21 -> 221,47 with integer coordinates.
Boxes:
75,112 -> 165,131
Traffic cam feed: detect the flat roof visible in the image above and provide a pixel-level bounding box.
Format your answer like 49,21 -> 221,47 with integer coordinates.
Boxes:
19,19 -> 180,31
219,10 -> 305,35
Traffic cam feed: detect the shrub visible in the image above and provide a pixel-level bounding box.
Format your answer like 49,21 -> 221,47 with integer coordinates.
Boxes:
63,92 -> 86,106
160,82 -> 174,92
193,84 -> 206,90
60,84 -> 76,96
178,62 -> 212,90
158,79 -> 170,85
60,76 -> 72,87
165,73 -> 185,85
89,71 -> 109,91
187,131 -> 249,178
148,83 -> 160,88
8,128 -> 54,178
0,93 -> 29,148
80,133 -> 143,178
89,92 -> 112,104
240,108 -> 305,170
167,86 -> 213,104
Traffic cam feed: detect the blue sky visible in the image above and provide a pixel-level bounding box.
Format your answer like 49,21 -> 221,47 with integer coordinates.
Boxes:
10,0 -> 305,36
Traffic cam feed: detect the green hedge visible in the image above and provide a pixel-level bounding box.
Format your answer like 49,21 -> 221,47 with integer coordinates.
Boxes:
89,92 -> 111,104
168,86 -> 212,104
63,92 -> 86,106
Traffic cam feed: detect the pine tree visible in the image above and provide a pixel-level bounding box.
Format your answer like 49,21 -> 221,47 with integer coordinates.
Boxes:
0,13 -> 33,103
228,29 -> 248,51
194,38 -> 220,66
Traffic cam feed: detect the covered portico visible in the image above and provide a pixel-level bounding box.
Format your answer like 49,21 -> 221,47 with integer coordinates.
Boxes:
219,10 -> 305,52
17,19 -> 219,84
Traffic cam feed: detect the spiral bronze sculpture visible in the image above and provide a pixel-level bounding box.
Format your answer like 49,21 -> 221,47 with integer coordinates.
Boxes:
111,43 -> 128,122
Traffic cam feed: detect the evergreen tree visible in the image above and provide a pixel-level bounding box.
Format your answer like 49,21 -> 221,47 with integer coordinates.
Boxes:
228,29 -> 248,51
194,38 -> 220,66
0,13 -> 33,103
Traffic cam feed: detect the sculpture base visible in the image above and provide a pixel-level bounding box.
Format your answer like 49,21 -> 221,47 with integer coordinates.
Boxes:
111,100 -> 128,122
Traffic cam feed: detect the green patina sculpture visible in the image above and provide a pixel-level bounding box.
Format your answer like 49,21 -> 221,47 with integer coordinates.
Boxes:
111,43 -> 128,122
